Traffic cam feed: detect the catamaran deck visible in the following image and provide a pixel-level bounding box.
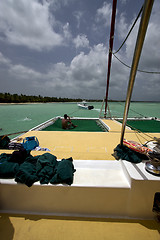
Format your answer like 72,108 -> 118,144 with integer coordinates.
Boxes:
1,119 -> 159,160
0,213 -> 160,240
0,119 -> 160,239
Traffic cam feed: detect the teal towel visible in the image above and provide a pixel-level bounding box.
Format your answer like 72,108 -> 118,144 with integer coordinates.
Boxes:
50,157 -> 76,185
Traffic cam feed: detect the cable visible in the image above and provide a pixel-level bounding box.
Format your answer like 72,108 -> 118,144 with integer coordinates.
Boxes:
110,3 -> 160,74
108,98 -> 148,118
107,99 -> 158,142
123,121 -> 156,141
68,108 -> 81,116
112,53 -> 160,74
113,5 -> 143,54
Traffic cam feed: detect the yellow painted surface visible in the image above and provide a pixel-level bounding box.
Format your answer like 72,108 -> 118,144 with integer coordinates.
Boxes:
0,119 -> 159,160
0,214 -> 159,240
0,120 -> 160,238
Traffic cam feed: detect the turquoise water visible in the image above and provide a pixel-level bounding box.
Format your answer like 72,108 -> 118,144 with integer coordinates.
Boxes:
0,102 -> 160,138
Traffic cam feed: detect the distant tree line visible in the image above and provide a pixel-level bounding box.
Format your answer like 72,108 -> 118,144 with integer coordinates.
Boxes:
0,92 -> 102,103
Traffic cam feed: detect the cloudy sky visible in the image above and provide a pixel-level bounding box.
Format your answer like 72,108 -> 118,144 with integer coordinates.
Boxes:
0,0 -> 159,101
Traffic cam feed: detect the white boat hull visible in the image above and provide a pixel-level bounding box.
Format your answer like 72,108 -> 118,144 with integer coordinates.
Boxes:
77,103 -> 94,110
0,160 -> 159,219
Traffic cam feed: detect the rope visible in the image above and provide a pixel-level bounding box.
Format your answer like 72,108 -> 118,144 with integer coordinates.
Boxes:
118,120 -> 156,142
113,5 -> 143,54
0,131 -> 28,138
112,53 -> 160,74
107,99 -> 157,141
68,108 -> 81,116
108,98 -> 148,118
109,3 -> 160,74
135,131 -> 144,144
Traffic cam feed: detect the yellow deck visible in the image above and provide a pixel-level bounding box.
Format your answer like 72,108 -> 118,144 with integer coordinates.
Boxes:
1,119 -> 159,160
0,119 -> 160,239
0,214 -> 160,240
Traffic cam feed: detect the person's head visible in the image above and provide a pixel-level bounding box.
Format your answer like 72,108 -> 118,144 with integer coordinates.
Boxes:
64,114 -> 68,119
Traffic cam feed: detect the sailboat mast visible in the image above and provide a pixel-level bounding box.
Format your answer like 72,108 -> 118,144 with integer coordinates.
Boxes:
104,0 -> 117,117
120,0 -> 154,145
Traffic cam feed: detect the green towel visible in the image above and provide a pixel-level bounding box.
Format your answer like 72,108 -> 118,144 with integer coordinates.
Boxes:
0,153 -> 19,178
15,155 -> 39,187
36,153 -> 57,184
0,136 -> 10,149
0,151 -> 76,187
113,144 -> 148,163
50,157 -> 76,185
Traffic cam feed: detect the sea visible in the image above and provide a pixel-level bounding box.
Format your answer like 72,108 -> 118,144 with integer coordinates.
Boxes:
0,102 -> 160,139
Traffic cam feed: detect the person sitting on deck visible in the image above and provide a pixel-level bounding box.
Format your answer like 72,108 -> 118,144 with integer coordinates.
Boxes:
62,114 -> 77,130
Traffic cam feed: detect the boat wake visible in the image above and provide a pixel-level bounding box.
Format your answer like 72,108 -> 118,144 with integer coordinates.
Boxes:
93,108 -> 101,112
18,117 -> 32,121
93,108 -> 105,112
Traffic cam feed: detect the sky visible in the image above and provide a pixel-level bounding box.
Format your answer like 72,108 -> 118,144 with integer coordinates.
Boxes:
0,0 -> 159,101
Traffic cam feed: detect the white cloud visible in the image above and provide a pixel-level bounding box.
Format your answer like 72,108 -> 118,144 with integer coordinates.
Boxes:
49,0 -> 73,11
116,13 -> 128,40
63,22 -> 72,42
73,34 -> 90,49
9,64 -> 42,80
0,44 -> 108,98
0,52 -> 11,66
96,2 -> 112,26
0,0 -> 64,51
111,1 -> 160,101
0,0 -> 159,101
139,3 -> 160,71
121,2 -> 160,73
120,0 -> 127,4
73,11 -> 84,29
44,43 -> 130,99
71,44 -> 107,80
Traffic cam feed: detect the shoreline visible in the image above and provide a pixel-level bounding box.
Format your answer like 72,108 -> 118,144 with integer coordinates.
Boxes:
0,102 -> 45,105
0,101 -> 160,105
0,102 -> 72,105
0,101 -> 95,104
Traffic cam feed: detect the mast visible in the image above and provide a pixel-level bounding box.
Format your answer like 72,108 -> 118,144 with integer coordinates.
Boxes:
120,0 -> 154,145
104,0 -> 117,117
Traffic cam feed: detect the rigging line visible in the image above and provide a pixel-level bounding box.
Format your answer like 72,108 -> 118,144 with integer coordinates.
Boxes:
112,52 -> 160,74
113,5 -> 144,54
135,131 -> 149,143
115,118 -> 156,142
109,100 -> 157,141
120,120 -> 156,141
135,131 -> 143,144
108,98 -> 148,118
68,108 -> 81,116
112,3 -> 160,74
0,130 -> 28,137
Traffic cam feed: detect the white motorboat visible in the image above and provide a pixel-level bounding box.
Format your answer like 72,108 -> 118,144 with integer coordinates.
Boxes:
77,101 -> 94,110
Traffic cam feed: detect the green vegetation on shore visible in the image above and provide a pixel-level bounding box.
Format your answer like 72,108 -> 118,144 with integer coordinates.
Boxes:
1,93 -> 158,103
0,92 -> 102,103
